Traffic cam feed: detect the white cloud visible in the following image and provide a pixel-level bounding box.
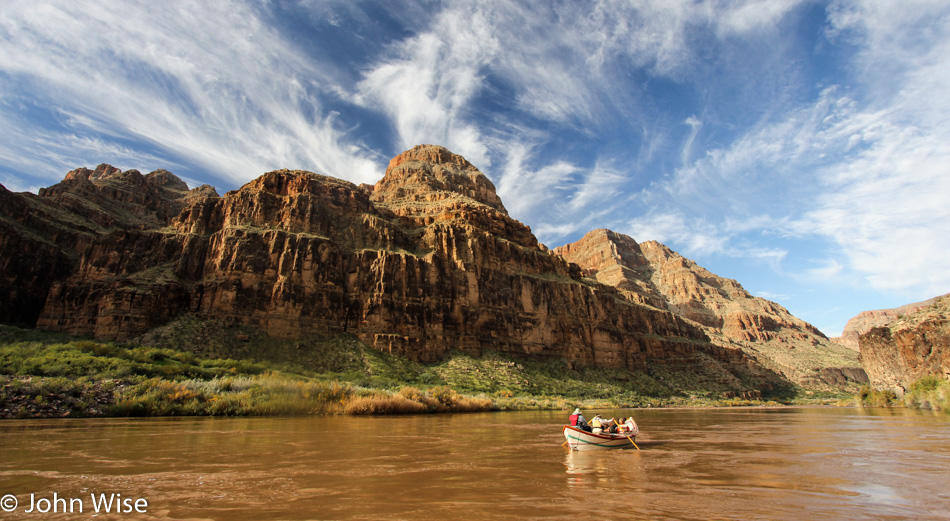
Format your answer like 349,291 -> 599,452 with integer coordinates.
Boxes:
353,0 -> 812,167
494,142 -> 633,244
652,83 -> 950,293
626,211 -> 728,257
681,116 -> 703,166
717,0 -> 805,36
495,143 -> 579,219
354,26 -> 494,167
756,290 -> 790,302
0,0 -> 384,185
800,258 -> 845,282
634,1 -> 950,295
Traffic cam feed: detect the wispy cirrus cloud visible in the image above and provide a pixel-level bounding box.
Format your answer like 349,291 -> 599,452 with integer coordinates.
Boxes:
628,0 -> 950,297
626,211 -> 729,257
353,12 -> 498,167
493,141 -> 633,244
349,0 -> 813,247
0,0 -> 384,186
354,0 -> 803,166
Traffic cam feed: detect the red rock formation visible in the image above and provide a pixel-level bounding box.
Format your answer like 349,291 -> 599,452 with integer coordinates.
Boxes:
0,165 -> 215,326
30,146 -> 734,372
836,293 -> 949,351
553,229 -> 865,388
859,295 -> 950,393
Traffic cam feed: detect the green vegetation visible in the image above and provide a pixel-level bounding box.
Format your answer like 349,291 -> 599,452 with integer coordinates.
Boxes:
904,375 -> 950,411
0,318 -> 831,418
843,375 -> 950,413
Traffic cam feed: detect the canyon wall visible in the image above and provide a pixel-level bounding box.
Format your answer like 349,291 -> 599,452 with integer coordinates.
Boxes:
836,293 -> 949,351
553,229 -> 866,388
18,146 -> 732,372
859,295 -> 950,393
0,145 -> 872,394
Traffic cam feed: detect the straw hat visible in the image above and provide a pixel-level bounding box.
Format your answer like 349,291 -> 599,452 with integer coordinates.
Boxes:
572,408 -> 581,414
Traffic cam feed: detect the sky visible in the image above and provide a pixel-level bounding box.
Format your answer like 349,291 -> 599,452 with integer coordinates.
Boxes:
1,0 -> 948,336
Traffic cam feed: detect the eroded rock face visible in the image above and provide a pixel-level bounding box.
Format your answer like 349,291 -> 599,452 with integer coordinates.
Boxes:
859,295 -> 950,393
553,229 -> 866,388
0,164 -> 215,326
374,145 -> 507,214
25,146 -> 736,371
836,293 -> 949,351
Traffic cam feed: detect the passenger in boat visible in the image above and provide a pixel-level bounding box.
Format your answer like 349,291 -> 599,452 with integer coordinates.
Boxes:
590,415 -> 604,434
570,408 -> 592,432
620,417 -> 638,434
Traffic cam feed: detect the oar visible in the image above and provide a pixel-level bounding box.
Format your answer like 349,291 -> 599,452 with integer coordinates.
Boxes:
621,430 -> 640,450
612,418 -> 640,450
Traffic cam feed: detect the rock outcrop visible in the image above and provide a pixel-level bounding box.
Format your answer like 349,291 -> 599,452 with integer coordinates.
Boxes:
859,295 -> 950,393
0,164 -> 216,326
836,293 -> 949,351
2,145 -> 874,394
553,229 -> 866,389
16,146 -> 749,374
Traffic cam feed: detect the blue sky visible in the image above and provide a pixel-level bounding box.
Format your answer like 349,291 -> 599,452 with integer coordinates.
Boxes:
1,1 -> 948,336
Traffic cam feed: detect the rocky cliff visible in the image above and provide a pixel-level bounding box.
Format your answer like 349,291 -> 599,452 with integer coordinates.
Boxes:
10,146 -> 760,375
552,229 -> 866,389
0,164 -> 217,326
836,293 -> 949,351
859,295 -> 950,393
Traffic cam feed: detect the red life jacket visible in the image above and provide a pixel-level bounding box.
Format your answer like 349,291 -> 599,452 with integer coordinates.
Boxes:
569,414 -> 579,426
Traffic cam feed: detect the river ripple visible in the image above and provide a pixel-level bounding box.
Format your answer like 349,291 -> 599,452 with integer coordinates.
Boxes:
0,407 -> 948,520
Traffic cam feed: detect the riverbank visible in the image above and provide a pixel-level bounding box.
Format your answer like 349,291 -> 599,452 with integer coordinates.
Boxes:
840,377 -> 950,412
1,324 -> 849,419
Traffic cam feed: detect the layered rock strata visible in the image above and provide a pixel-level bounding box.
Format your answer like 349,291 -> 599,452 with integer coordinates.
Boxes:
859,295 -> 950,393
553,229 -> 866,388
836,293 -> 949,351
0,164 -> 216,326
21,146 -> 738,371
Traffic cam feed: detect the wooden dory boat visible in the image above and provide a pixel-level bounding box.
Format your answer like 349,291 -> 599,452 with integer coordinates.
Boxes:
563,425 -> 638,450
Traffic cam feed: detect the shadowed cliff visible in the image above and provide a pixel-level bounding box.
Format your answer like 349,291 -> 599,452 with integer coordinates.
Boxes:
0,145 -> 855,395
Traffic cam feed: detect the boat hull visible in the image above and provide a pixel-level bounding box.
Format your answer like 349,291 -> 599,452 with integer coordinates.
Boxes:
563,425 -> 636,450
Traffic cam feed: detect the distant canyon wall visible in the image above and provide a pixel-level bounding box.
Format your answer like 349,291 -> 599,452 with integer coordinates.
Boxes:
859,295 -> 950,393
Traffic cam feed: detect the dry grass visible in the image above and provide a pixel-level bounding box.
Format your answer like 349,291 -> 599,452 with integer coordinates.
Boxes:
345,394 -> 427,415
346,386 -> 494,415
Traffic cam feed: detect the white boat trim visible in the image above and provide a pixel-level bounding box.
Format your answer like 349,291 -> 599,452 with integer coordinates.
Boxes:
563,425 -> 637,450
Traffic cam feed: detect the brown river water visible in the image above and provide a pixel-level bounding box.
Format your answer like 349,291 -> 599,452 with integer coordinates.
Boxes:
0,407 -> 948,520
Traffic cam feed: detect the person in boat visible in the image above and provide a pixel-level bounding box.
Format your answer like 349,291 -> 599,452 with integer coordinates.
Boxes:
619,416 -> 638,434
569,408 -> 580,426
569,408 -> 592,432
590,414 -> 604,434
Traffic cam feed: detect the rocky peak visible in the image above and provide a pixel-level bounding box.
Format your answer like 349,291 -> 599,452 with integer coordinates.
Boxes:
62,163 -> 122,183
46,164 -> 192,196
386,144 -> 476,171
552,229 -> 665,308
145,169 -> 189,192
245,169 -> 362,198
233,169 -> 379,227
372,145 -> 507,214
553,228 -> 864,389
36,164 -> 203,231
554,229 -> 650,273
